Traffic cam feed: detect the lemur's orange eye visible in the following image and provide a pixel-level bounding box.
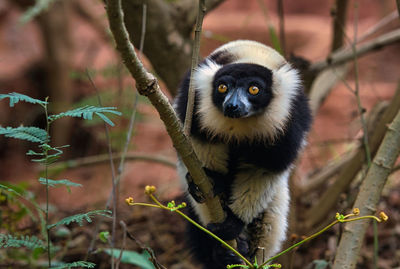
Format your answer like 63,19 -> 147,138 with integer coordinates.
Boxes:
249,86 -> 259,95
218,84 -> 228,93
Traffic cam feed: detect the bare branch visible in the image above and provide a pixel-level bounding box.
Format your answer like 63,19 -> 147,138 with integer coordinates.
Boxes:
173,0 -> 226,26
310,28 -> 400,74
87,70 -> 118,268
330,0 -> 348,51
45,152 -> 176,172
357,10 -> 398,43
184,0 -> 206,136
115,221 -> 128,269
332,109 -> 400,269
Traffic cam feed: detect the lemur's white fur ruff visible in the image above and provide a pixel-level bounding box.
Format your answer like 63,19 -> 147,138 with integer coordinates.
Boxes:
194,40 -> 301,142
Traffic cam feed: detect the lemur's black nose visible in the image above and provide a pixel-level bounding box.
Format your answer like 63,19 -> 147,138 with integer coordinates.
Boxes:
224,103 -> 241,118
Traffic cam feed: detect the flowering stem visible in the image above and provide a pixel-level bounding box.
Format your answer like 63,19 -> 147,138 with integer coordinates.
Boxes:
127,192 -> 253,267
260,219 -> 339,267
260,210 -> 386,268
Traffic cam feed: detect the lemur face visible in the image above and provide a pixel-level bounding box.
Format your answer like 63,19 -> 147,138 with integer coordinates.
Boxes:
212,63 -> 273,119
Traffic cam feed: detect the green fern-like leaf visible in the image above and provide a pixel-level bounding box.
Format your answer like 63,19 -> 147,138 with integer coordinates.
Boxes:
50,261 -> 96,269
0,126 -> 48,143
47,210 -> 112,229
0,92 -> 47,107
0,234 -> 45,249
27,144 -> 68,164
39,178 -> 82,193
39,178 -> 82,188
48,106 -> 122,126
104,248 -> 155,269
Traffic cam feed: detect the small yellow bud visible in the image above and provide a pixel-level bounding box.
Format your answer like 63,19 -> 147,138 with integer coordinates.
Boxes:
335,212 -> 340,219
181,202 -> 187,207
145,185 -> 156,195
125,197 -> 134,205
353,208 -> 360,215
379,212 -> 388,222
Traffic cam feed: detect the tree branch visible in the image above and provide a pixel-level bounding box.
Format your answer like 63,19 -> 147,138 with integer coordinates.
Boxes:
106,0 -> 226,225
184,0 -> 206,135
397,0 -> 400,18
330,0 -> 348,51
310,28 -> 400,74
332,109 -> 400,269
173,0 -> 225,27
45,152 -> 176,173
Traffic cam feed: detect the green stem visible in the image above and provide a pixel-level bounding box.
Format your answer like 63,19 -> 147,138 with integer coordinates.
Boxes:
339,215 -> 381,223
175,210 -> 252,267
373,220 -> 378,269
260,220 -> 339,267
43,97 -> 51,268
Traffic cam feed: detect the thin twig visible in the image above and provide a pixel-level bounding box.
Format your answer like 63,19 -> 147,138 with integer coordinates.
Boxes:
122,221 -> 167,269
45,152 -> 176,172
183,0 -> 206,136
331,0 -> 348,51
86,69 -> 118,269
138,4 -> 147,59
115,221 -> 128,269
357,11 -> 398,44
344,5 -> 372,167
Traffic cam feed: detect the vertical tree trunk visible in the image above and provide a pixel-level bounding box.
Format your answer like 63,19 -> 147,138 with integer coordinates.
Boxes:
333,109 -> 400,269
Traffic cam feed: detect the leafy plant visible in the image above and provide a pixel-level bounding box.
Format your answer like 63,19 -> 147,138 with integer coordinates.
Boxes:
103,248 -> 156,269
0,234 -> 45,250
0,92 -> 121,267
49,261 -> 96,269
47,210 -> 112,229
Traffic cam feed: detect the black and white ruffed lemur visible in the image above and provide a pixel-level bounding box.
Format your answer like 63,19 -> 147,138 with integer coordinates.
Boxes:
173,40 -> 312,269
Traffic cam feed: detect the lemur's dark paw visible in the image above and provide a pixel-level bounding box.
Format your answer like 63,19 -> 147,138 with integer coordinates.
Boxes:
185,172 -> 206,203
212,244 -> 244,267
203,167 -> 227,196
207,218 -> 244,241
207,206 -> 245,240
237,234 -> 250,256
